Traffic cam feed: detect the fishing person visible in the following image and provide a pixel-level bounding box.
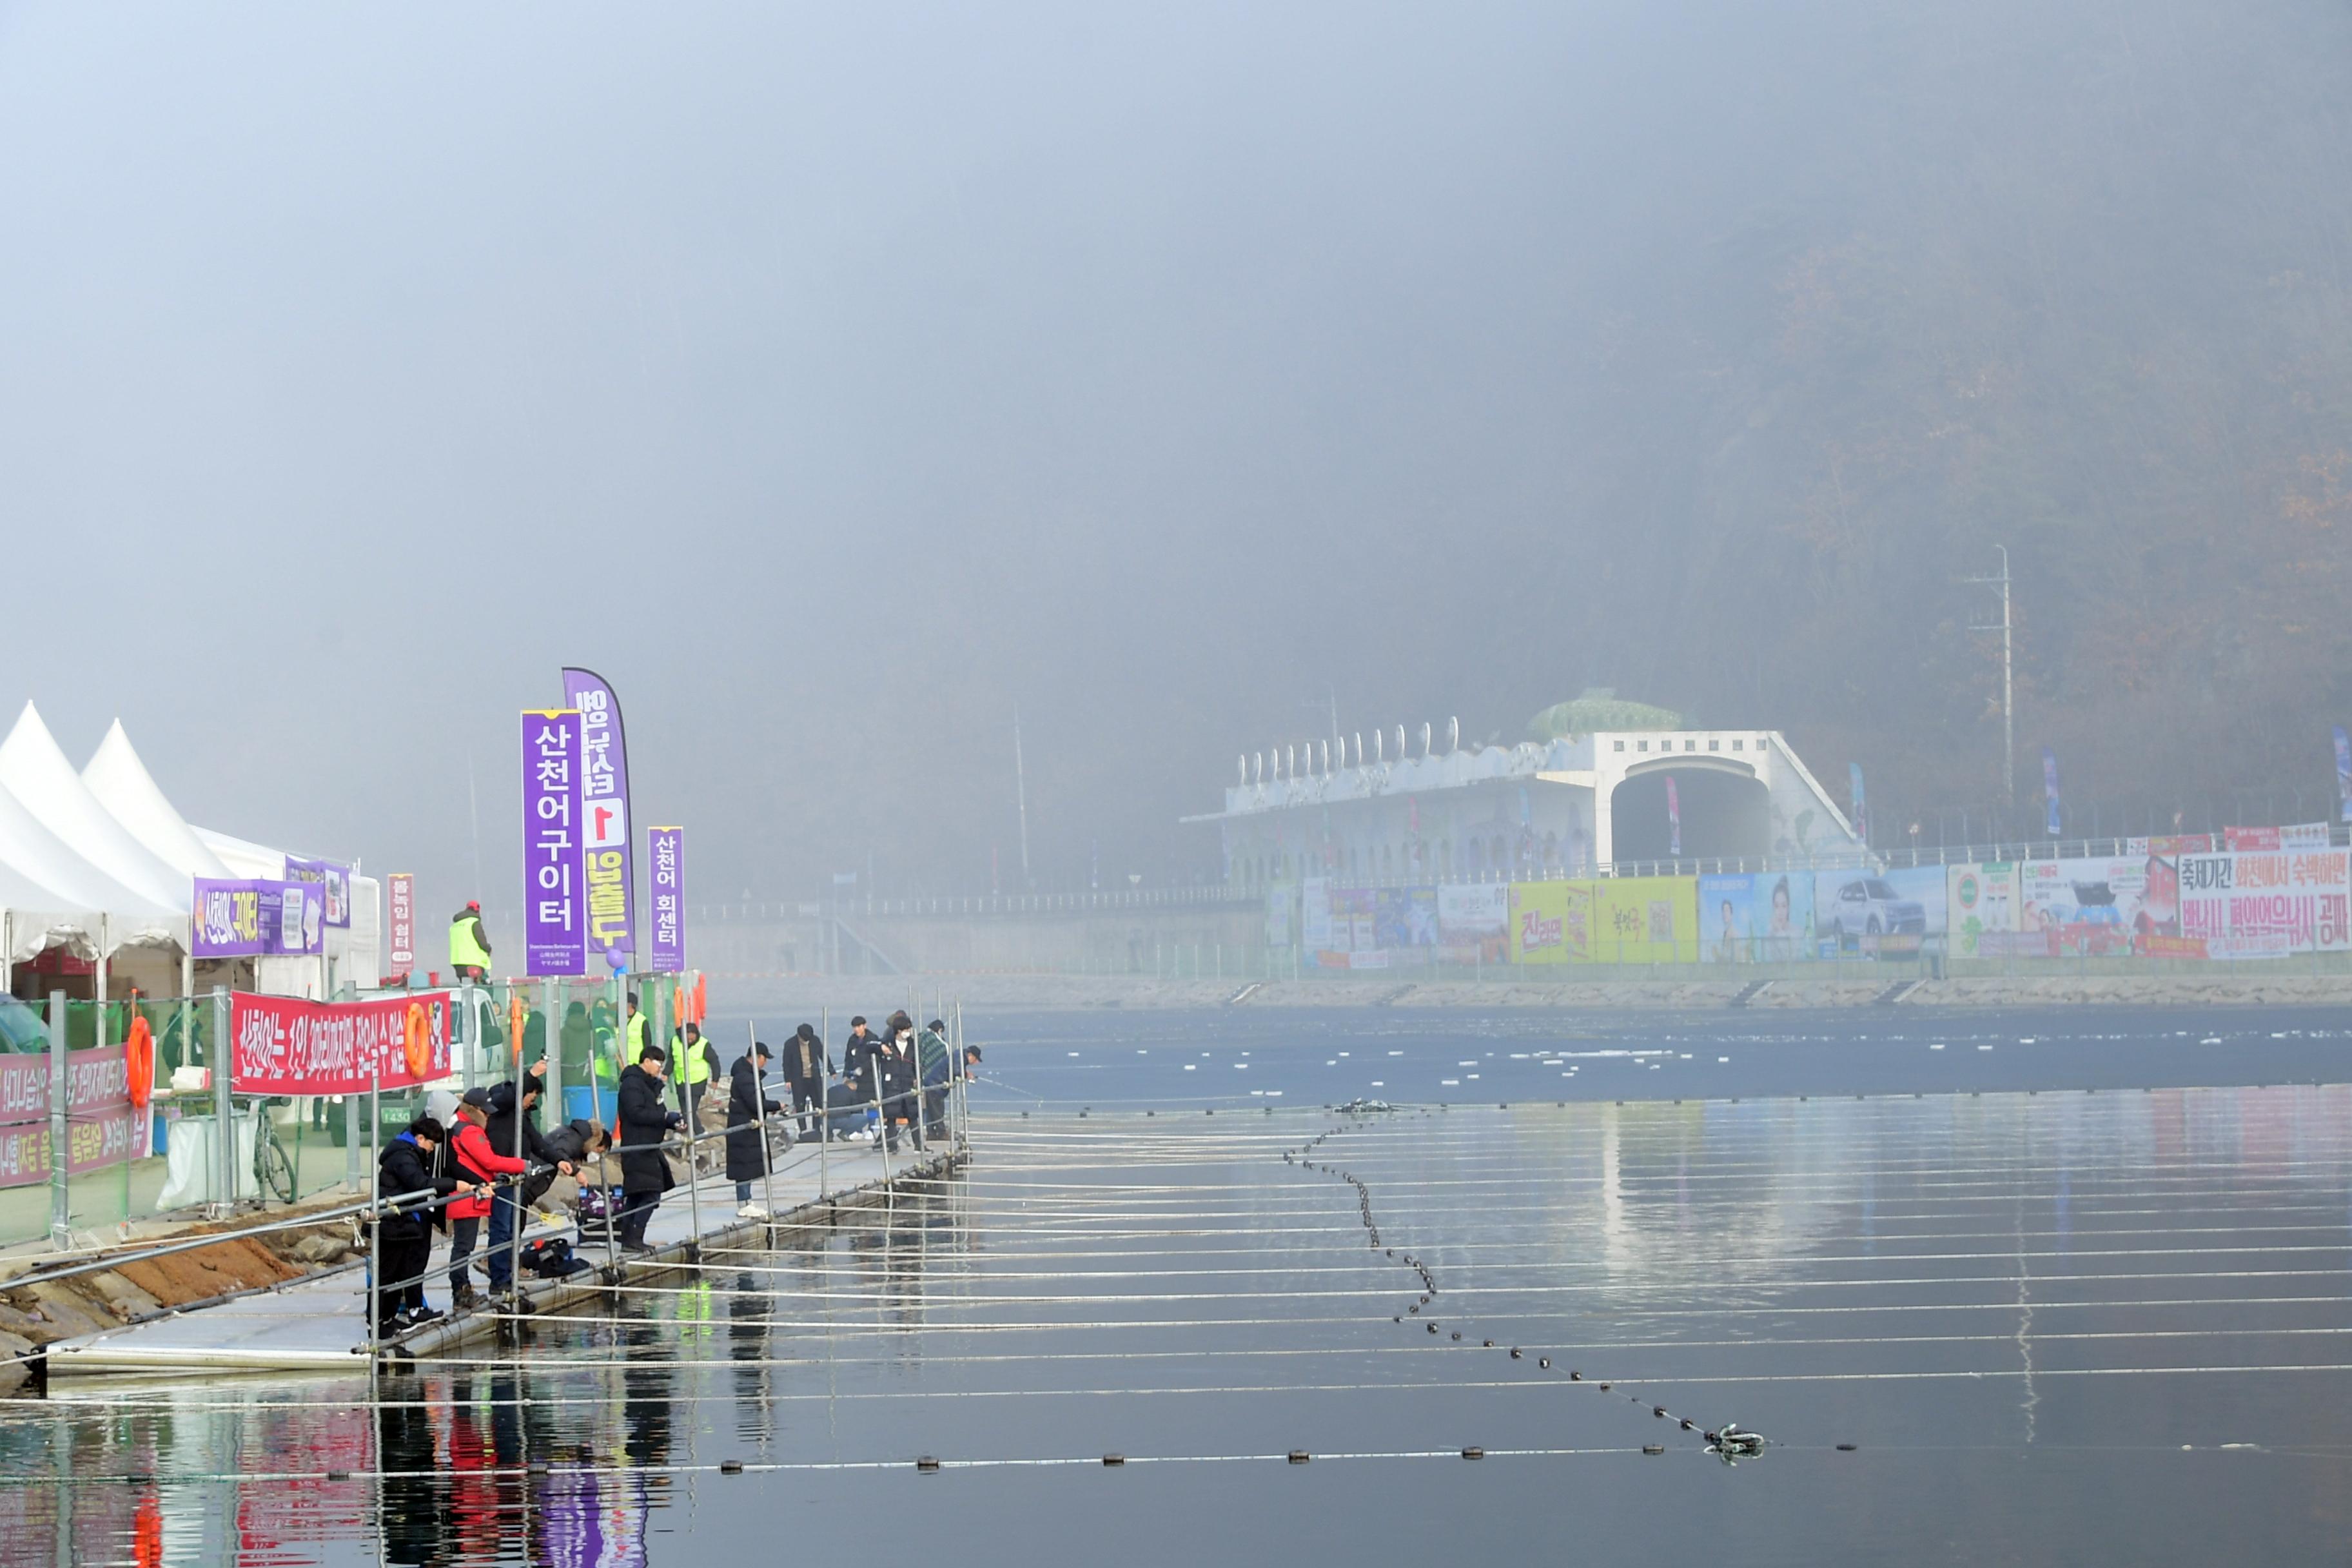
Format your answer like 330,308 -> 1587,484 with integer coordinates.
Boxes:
671,1020 -> 723,1168
614,1044 -> 685,1253
917,1019 -> 952,1143
727,1039 -> 786,1217
483,1065 -> 576,1305
447,901 -> 493,983
447,1088 -> 529,1308
781,1022 -> 830,1135
373,1115 -> 479,1335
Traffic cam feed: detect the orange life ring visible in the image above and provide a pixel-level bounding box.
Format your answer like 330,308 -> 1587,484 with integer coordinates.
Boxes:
125,1015 -> 154,1109
404,1001 -> 432,1080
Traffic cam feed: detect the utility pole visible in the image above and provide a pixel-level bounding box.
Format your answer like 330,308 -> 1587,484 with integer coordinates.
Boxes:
1014,705 -> 1032,888
1966,545 -> 2015,807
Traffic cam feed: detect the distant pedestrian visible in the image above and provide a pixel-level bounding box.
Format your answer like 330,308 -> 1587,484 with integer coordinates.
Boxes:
373,1115 -> 478,1335
727,1041 -> 785,1216
614,1046 -> 684,1252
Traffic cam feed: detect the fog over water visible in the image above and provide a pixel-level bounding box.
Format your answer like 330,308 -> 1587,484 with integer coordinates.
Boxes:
3,1 -> 2346,906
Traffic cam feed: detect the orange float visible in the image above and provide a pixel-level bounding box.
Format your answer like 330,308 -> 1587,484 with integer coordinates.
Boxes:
125,1015 -> 154,1108
404,1001 -> 432,1080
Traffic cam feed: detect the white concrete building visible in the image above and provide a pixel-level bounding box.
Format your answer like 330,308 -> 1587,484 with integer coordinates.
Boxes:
1192,699 -> 1865,890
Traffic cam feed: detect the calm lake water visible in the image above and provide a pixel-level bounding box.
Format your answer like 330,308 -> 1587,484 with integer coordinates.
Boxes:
5,1006 -> 2349,1565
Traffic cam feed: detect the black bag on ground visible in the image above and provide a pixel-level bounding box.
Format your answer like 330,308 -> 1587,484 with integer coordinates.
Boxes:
521,1236 -> 591,1279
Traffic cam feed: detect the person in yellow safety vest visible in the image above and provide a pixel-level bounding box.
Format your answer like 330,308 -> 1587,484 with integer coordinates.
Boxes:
671,1021 -> 718,1117
448,902 -> 493,981
625,993 -> 653,1067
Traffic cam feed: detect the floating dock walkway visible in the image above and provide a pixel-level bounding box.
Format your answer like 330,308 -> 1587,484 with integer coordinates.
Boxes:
41,1140 -> 959,1377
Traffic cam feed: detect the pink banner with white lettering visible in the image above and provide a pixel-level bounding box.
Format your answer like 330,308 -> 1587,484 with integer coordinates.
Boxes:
230,992 -> 454,1096
0,1044 -> 152,1189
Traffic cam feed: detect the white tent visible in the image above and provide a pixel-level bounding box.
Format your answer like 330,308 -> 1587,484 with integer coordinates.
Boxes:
0,770 -> 175,924
82,721 -> 234,881
0,703 -> 190,912
191,826 -> 285,881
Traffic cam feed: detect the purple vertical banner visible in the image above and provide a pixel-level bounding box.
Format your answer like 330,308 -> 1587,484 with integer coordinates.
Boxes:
2043,747 -> 2062,838
562,668 -> 636,973
647,826 -> 685,973
523,709 -> 587,976
1665,776 -> 1681,858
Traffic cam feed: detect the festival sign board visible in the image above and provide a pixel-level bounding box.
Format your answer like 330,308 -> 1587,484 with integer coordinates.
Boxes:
1945,863 -> 2022,959
522,709 -> 586,976
229,991 -> 454,1097
1436,883 -> 1508,962
2179,848 -> 2352,959
1589,876 -> 1698,963
0,1043 -> 152,1189
563,669 -> 637,972
1810,867 -> 1945,958
1699,872 -> 1816,963
284,857 -> 351,928
2016,856 -> 2177,957
647,825 -> 685,974
191,878 -> 325,958
1507,881 -> 1589,964
386,872 -> 415,977
1299,878 -> 1332,952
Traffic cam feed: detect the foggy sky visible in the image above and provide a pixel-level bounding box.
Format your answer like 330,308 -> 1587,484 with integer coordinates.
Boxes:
3,1 -> 2344,923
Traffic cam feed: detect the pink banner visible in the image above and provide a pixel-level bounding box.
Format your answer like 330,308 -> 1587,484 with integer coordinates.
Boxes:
0,1043 -> 152,1189
387,872 -> 415,977
230,992 -> 454,1096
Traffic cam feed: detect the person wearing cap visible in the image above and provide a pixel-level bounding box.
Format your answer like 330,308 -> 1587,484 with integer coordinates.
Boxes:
447,1087 -> 530,1304
916,1019 -> 952,1142
374,1115 -> 480,1334
483,1064 -> 575,1304
614,1044 -> 685,1251
448,902 -> 493,983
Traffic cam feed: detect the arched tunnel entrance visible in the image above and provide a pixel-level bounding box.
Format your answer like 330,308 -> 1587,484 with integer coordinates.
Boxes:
1610,765 -> 1770,861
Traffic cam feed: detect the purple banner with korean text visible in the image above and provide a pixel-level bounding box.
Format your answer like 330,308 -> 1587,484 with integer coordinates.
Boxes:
191,878 -> 324,957
648,825 -> 684,973
562,668 -> 636,973
283,856 -> 352,928
524,709 -> 587,976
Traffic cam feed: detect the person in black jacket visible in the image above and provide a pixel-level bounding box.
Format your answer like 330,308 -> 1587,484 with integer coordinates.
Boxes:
879,1012 -> 918,1152
780,1023 -> 830,1135
482,1067 -> 578,1298
614,1049 -> 684,1253
726,1043 -> 785,1215
375,1116 -> 479,1334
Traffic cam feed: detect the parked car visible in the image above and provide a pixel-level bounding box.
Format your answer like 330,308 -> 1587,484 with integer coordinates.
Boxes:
1821,877 -> 1927,943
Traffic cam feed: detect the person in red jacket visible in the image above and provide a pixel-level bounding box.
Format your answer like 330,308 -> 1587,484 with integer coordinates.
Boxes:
448,1086 -> 530,1308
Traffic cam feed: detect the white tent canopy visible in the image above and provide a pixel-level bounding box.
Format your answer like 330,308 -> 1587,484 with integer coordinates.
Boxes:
0,703 -> 190,912
83,720 -> 234,881
0,769 -> 173,921
192,826 -> 286,881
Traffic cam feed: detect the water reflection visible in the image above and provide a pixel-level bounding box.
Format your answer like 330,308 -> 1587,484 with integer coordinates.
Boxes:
3,1086 -> 2350,1566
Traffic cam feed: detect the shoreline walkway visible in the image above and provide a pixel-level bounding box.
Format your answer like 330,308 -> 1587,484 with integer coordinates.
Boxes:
42,1135 -> 959,1377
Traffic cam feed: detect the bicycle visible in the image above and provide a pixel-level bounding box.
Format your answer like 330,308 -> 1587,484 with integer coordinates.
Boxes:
250,1099 -> 297,1205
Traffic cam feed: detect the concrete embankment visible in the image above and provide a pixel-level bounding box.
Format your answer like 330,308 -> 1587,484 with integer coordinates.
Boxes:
730,972 -> 2352,1014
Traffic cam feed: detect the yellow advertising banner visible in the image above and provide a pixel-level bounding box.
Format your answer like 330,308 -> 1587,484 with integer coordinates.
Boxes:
1509,877 -> 1697,963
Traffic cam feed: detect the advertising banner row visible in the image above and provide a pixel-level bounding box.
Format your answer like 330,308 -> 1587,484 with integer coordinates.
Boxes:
1950,847 -> 2351,960
1277,845 -> 2351,965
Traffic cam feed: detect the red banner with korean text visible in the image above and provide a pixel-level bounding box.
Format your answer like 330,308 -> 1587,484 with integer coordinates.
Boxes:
230,992 -> 454,1096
